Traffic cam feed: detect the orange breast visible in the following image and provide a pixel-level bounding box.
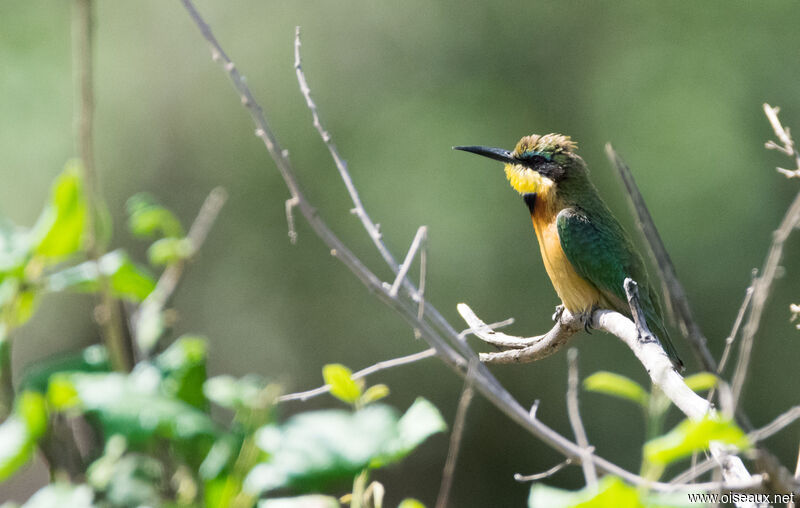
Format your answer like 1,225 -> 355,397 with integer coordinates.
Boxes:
531,197 -> 605,313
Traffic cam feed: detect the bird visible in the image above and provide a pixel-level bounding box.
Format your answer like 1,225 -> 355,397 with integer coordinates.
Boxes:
454,133 -> 683,370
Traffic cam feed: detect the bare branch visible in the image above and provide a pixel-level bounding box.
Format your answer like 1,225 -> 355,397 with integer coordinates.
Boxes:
458,303 -> 579,360
514,458 -> 575,482
732,106 -> 800,408
133,187 -> 227,355
436,361 -> 476,508
390,226 -> 427,298
278,348 -> 437,403
566,349 -> 597,487
764,103 -> 800,176
748,406 -> 800,443
717,274 -> 756,377
285,196 -> 299,244
457,316 -> 515,341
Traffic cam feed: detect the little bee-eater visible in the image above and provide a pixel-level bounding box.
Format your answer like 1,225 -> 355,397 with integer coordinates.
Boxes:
455,134 -> 683,370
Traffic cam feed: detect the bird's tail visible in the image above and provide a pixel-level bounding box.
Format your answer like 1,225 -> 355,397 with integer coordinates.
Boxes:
646,312 -> 684,372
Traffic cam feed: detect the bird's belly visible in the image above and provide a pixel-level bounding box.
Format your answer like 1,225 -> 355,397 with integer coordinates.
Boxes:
535,221 -> 603,313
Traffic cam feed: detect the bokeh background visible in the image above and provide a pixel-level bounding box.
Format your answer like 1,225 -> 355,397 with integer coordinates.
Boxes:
2,1 -> 799,506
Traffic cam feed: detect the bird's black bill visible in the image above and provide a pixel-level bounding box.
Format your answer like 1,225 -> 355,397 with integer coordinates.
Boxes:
453,145 -> 516,165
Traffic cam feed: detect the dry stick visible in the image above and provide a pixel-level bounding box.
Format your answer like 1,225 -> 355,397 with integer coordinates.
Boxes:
605,144 -> 717,373
764,104 -> 800,178
566,348 -> 598,487
73,0 -> 130,372
389,226 -> 427,297
294,27 -> 455,343
731,105 -> 800,408
133,187 -> 228,356
747,406 -> 800,443
279,348 -> 437,403
514,458 -> 575,482
435,362 -> 476,508
179,2 -> 760,493
280,317 -> 516,403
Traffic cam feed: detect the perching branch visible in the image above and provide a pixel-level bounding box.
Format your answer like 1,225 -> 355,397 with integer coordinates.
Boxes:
460,278 -> 757,497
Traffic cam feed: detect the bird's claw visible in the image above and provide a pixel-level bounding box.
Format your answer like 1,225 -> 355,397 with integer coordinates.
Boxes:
580,306 -> 598,334
552,304 -> 565,323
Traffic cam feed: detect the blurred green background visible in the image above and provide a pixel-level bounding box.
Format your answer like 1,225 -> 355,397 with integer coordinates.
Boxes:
2,1 -> 799,506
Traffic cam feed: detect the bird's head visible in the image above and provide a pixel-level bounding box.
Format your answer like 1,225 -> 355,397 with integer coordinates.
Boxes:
455,133 -> 586,196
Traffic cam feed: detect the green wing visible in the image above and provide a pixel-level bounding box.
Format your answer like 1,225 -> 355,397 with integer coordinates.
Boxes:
556,207 -> 683,369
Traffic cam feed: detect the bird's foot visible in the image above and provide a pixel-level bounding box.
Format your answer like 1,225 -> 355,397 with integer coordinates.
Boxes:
552,304 -> 565,323
580,305 -> 598,334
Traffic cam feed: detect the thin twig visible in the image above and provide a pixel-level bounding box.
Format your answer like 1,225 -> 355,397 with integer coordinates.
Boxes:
717,275 -> 756,377
278,348 -> 437,403
748,406 -> 800,443
73,0 -> 131,372
514,458 -> 574,482
390,226 -> 427,297
605,144 -> 717,372
457,317 -> 515,341
732,105 -> 800,408
285,196 -> 299,244
435,361 -> 476,508
764,104 -> 800,178
133,187 -> 227,355
567,348 -> 597,487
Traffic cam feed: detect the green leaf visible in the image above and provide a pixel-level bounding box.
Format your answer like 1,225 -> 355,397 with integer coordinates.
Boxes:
0,279 -> 39,328
147,237 -> 193,266
361,384 -> 390,405
245,398 -> 445,494
155,336 -> 208,409
258,496 -> 340,508
32,161 -> 87,262
0,392 -> 48,481
0,218 -> 32,277
20,483 -> 94,508
89,452 -> 163,507
398,500 -> 427,508
47,249 -> 155,301
371,397 -> 447,467
583,371 -> 648,407
20,345 -> 110,394
126,193 -> 184,238
684,373 -> 718,393
47,367 -> 217,446
644,416 -> 749,467
204,374 -> 275,411
528,476 -> 689,508
322,363 -> 362,404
